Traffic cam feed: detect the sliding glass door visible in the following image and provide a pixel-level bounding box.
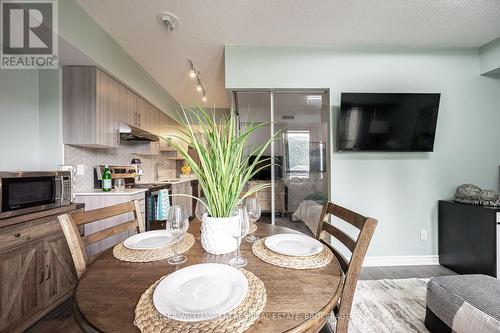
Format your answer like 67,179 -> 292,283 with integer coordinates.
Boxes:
235,90 -> 329,230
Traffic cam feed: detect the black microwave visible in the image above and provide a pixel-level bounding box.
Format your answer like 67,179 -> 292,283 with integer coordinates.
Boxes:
0,171 -> 71,219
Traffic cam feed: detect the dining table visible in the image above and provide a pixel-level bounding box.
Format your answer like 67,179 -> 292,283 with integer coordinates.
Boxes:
74,221 -> 343,333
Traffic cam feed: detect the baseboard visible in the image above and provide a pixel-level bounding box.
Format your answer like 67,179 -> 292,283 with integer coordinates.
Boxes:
363,255 -> 439,267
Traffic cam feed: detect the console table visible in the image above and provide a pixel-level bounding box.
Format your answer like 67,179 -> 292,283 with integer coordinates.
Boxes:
438,200 -> 500,277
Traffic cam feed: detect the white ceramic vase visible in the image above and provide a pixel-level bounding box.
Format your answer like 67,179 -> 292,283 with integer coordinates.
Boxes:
200,215 -> 238,255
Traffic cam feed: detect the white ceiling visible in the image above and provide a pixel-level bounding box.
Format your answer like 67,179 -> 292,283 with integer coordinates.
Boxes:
77,0 -> 500,108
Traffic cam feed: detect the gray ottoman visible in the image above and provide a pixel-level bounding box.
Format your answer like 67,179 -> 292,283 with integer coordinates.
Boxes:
425,275 -> 500,333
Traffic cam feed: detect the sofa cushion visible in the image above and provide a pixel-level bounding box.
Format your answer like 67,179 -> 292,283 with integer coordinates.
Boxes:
426,275 -> 500,333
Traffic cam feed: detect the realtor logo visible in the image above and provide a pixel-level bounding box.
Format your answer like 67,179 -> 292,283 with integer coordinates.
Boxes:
1,0 -> 58,69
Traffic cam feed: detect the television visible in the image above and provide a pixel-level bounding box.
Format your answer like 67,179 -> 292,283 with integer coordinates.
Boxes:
248,155 -> 283,180
337,93 -> 440,152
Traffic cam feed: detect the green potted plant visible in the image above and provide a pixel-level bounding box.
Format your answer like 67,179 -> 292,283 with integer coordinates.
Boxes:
165,106 -> 273,254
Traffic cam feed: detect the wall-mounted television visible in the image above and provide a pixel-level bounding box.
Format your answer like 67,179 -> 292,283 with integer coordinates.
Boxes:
337,93 -> 440,152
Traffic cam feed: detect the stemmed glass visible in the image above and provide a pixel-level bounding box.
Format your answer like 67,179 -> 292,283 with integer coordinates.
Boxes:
229,205 -> 250,268
165,205 -> 189,265
195,197 -> 208,222
245,197 -> 261,243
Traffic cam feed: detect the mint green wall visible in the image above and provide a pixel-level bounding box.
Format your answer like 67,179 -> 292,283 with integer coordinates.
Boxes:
39,69 -> 63,169
480,37 -> 500,75
225,46 -> 500,257
0,70 -> 40,170
59,0 -> 180,119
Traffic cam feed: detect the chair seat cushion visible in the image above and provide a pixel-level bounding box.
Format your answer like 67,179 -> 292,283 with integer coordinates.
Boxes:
426,275 -> 500,333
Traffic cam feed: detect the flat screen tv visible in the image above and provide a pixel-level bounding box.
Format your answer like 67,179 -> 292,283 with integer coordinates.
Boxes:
248,155 -> 283,180
337,93 -> 440,152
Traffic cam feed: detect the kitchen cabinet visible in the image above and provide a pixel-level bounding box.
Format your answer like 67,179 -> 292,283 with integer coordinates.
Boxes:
171,182 -> 193,217
0,204 -> 83,333
63,66 -> 121,148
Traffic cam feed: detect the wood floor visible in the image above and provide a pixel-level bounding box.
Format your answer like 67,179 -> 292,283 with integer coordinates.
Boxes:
26,215 -> 456,333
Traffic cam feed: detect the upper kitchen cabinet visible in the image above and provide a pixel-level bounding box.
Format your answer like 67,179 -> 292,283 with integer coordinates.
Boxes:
63,66 -> 120,148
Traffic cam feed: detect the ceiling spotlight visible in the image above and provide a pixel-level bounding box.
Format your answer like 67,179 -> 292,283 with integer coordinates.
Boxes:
188,59 -> 197,78
189,69 -> 196,78
159,12 -> 180,32
202,95 -> 207,102
196,79 -> 203,92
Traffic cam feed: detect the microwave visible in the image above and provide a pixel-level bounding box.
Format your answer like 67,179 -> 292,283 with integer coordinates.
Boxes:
0,171 -> 71,219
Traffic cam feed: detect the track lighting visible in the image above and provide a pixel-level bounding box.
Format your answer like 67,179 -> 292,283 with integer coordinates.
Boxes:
188,59 -> 208,102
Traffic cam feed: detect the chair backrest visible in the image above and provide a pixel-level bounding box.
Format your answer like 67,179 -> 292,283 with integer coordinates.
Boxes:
58,200 -> 144,278
316,201 -> 378,333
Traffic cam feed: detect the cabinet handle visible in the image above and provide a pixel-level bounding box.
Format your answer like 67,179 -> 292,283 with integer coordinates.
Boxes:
39,267 -> 45,284
46,265 -> 51,281
134,112 -> 137,126
13,232 -> 21,237
138,114 -> 141,127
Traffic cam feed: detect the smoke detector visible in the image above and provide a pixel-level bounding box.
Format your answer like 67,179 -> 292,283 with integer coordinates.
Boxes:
159,12 -> 179,32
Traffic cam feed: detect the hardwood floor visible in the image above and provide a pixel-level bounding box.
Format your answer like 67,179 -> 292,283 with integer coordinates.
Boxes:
26,215 -> 456,333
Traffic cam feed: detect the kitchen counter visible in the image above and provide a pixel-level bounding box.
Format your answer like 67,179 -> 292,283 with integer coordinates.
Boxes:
146,178 -> 197,186
75,188 -> 149,196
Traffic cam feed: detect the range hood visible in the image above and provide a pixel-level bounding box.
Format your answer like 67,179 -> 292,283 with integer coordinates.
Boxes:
119,123 -> 159,142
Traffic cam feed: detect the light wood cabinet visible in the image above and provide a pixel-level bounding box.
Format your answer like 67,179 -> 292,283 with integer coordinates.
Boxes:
247,180 -> 285,216
63,65 -> 185,153
0,204 -> 83,333
63,66 -> 120,148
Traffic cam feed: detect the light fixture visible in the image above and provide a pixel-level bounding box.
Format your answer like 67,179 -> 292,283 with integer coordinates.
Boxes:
187,59 -> 208,102
188,59 -> 196,78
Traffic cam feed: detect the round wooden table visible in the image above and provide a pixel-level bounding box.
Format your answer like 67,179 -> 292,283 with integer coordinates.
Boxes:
74,222 -> 342,333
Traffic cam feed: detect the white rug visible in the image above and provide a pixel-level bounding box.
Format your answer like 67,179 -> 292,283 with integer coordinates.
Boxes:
328,278 -> 430,333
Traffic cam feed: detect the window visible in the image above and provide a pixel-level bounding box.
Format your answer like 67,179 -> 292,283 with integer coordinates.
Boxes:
285,130 -> 310,173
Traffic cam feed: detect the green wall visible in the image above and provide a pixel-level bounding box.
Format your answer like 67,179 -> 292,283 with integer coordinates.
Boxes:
0,70 -> 40,170
225,45 -> 500,257
59,0 -> 180,119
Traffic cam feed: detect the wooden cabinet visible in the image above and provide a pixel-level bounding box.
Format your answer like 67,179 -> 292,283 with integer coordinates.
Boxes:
0,242 -> 43,333
0,204 -> 83,333
63,66 -> 120,148
247,180 -> 285,216
42,233 -> 77,307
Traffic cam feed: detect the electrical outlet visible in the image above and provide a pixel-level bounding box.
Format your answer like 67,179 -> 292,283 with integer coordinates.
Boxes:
420,229 -> 428,241
76,164 -> 84,176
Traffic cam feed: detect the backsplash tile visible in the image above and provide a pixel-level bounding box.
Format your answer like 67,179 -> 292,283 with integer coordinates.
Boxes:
64,144 -> 178,192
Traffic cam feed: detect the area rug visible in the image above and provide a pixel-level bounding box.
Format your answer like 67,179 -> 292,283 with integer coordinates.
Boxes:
328,278 -> 430,332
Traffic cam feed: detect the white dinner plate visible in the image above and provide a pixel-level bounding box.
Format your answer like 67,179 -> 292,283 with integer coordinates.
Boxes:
153,263 -> 248,322
123,230 -> 180,250
265,233 -> 323,257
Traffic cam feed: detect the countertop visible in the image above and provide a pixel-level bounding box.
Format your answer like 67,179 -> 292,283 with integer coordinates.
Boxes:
75,188 -> 148,196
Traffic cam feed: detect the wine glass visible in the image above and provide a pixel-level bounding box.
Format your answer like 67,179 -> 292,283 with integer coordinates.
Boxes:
229,205 -> 250,268
195,197 -> 208,222
245,197 -> 261,243
165,205 -> 189,265
114,178 -> 125,191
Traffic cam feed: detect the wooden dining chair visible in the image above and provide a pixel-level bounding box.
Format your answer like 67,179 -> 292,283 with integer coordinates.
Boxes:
316,201 -> 378,333
58,200 -> 144,279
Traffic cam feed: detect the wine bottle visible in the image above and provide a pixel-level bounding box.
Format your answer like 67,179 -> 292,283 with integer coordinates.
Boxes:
102,164 -> 112,192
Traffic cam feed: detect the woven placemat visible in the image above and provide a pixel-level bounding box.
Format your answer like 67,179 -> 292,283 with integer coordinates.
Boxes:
249,222 -> 257,234
113,233 -> 195,263
252,237 -> 333,269
134,269 -> 266,333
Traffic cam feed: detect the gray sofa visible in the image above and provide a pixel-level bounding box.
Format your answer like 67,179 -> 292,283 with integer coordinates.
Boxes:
425,274 -> 500,332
